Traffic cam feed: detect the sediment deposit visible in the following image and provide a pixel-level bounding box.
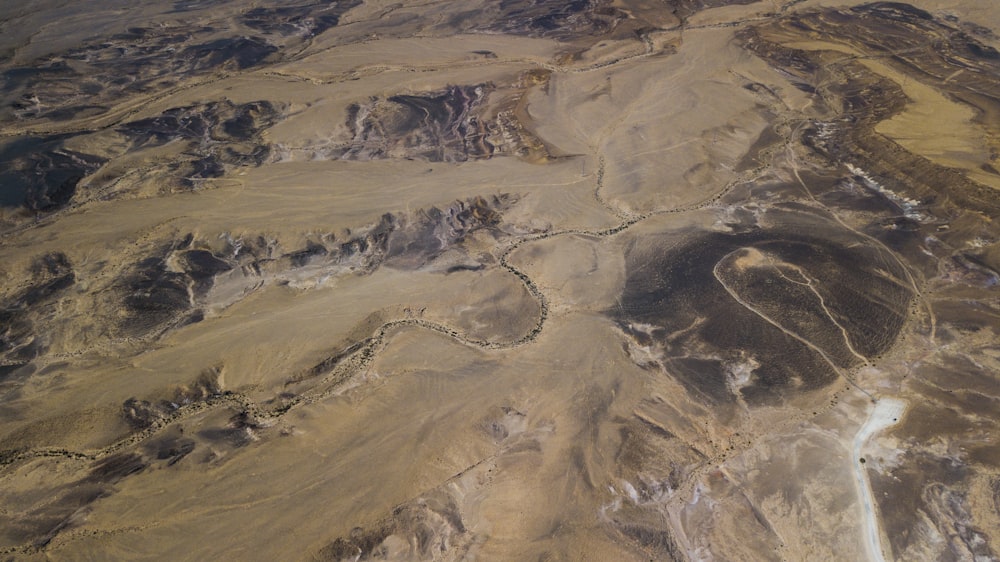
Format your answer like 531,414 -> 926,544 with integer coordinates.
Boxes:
1,1 -> 999,560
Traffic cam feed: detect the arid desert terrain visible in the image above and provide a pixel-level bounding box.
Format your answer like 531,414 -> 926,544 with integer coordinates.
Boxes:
1,1 -> 999,560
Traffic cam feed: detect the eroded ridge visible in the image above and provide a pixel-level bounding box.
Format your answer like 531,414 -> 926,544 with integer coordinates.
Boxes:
1,1 -> 1000,561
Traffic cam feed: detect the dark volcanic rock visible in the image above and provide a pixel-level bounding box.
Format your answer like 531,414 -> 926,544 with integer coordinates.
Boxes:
116,100 -> 280,189
0,135 -> 105,212
110,196 -> 502,338
18,253 -> 75,308
385,196 -> 506,269
180,36 -> 277,72
179,250 -> 233,295
240,1 -> 362,37
120,241 -> 234,334
613,219 -> 913,405
0,253 -> 75,366
1,21 -> 281,124
339,85 -> 495,162
0,99 -> 281,222
122,255 -> 193,333
474,0 -> 627,40
118,100 -> 279,148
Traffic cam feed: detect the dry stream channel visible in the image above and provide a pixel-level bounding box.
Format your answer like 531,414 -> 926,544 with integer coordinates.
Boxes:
0,0 -> 999,560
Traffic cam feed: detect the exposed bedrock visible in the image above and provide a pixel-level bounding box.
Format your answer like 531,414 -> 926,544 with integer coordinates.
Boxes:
325,81 -> 549,163
115,194 -> 515,338
1,31 -> 278,124
613,215 -> 913,406
0,135 -> 105,213
339,85 -> 496,162
0,1 -> 364,126
239,0 -> 362,37
740,2 -> 1000,213
114,99 -> 282,189
0,99 -> 282,229
1,1 -> 1000,560
0,253 -> 75,373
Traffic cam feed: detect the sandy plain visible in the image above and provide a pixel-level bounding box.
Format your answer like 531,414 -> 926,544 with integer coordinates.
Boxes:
1,0 -> 999,560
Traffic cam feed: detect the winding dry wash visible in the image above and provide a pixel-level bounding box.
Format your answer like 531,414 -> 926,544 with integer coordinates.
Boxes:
1,1 -> 999,560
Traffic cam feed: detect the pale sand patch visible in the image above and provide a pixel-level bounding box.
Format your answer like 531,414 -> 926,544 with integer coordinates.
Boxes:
794,0 -> 1000,26
0,264 -> 533,452
685,0 -> 788,27
862,59 -> 1000,190
3,2 -> 1000,560
785,39 -> 999,190
44,314 -> 651,561
0,157 -> 585,272
276,35 -> 562,80
525,28 -> 771,214
853,398 -> 907,562
507,233 -> 626,311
